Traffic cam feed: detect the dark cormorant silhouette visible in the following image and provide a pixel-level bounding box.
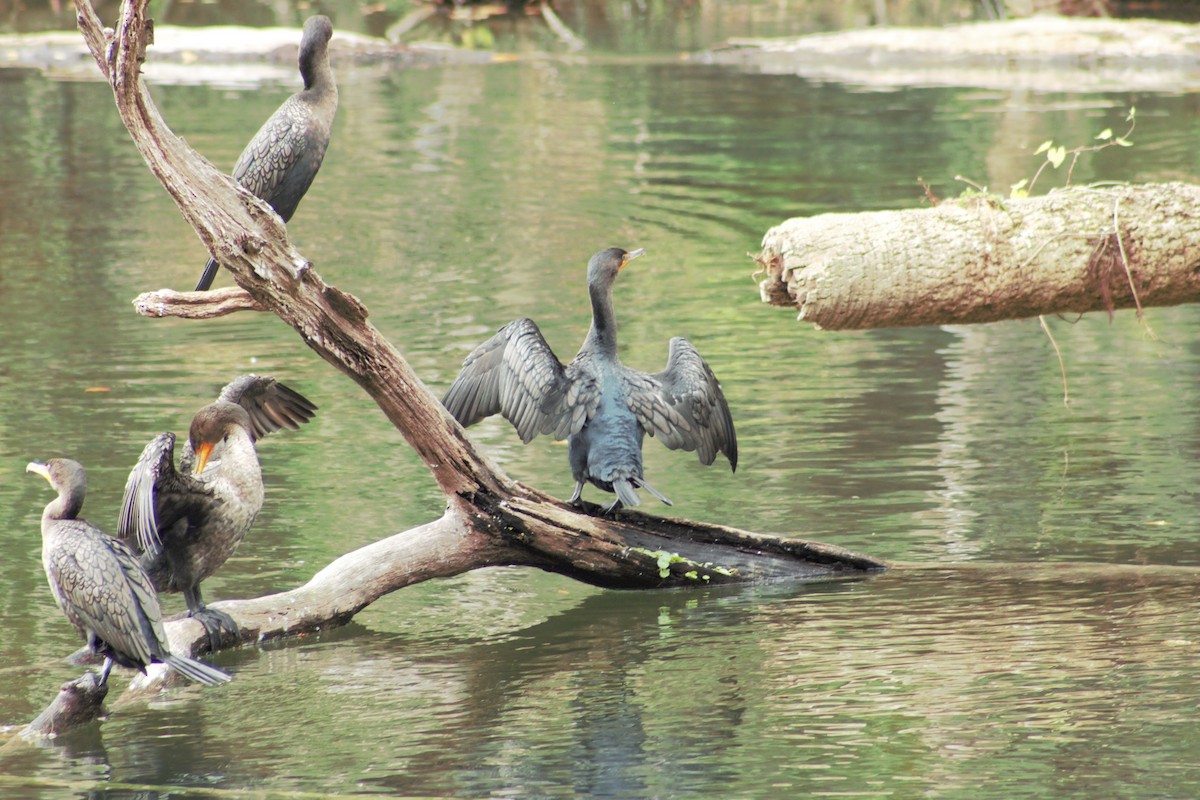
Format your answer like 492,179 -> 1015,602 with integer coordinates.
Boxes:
28,458 -> 231,687
118,376 -> 317,647
443,247 -> 737,512
195,15 -> 339,291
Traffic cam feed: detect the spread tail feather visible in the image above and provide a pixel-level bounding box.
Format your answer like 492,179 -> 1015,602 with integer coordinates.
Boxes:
163,653 -> 232,686
634,477 -> 673,507
613,479 -> 642,508
195,257 -> 219,291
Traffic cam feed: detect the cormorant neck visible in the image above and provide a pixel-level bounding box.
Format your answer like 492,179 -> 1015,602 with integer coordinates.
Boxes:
585,278 -> 619,357
300,44 -> 333,93
44,486 -> 83,522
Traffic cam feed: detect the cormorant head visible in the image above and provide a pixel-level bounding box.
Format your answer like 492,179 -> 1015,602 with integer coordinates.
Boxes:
27,458 -> 87,518
298,15 -> 334,88
586,247 -> 645,290
189,402 -> 255,475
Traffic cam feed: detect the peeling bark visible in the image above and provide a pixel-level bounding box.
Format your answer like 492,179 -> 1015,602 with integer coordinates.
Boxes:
32,1 -> 885,735
756,182 -> 1200,330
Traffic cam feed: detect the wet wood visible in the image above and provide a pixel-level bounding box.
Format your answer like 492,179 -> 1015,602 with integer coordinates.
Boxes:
40,0 -> 886,733
20,673 -> 108,739
756,182 -> 1200,330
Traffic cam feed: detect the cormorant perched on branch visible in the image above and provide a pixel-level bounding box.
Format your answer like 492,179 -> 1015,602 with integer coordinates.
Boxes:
195,15 -> 338,291
443,247 -> 737,512
118,376 -> 317,648
28,459 -> 231,687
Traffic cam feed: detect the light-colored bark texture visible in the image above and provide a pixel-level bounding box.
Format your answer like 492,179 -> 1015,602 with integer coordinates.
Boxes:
757,182 -> 1200,330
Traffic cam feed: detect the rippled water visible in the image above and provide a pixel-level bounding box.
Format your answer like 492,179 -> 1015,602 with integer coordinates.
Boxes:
2,23 -> 1200,799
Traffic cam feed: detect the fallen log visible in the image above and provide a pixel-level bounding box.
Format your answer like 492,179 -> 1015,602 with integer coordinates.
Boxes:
25,0 -> 885,737
756,182 -> 1200,330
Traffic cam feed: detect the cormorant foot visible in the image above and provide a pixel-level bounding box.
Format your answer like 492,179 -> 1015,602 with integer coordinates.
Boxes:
601,498 -> 624,516
190,607 -> 240,652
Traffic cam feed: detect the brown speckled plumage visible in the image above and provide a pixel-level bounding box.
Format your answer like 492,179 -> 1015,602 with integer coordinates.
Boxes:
28,458 -> 230,686
195,15 -> 338,290
118,376 -> 316,646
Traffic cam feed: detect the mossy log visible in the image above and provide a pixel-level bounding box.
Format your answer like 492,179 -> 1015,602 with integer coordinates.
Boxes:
756,183 -> 1200,330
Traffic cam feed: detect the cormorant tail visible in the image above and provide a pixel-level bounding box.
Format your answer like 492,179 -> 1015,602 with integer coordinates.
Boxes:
634,477 -> 673,507
195,257 -> 220,291
613,479 -> 642,508
163,653 -> 232,686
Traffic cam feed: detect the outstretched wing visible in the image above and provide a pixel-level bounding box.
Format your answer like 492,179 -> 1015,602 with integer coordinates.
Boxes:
118,432 -> 207,558
443,318 -> 595,443
216,374 -> 318,441
622,337 -> 738,469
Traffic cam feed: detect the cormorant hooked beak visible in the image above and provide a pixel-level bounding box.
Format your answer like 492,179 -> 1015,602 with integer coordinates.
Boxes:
619,248 -> 646,271
26,461 -> 51,482
193,443 -> 215,476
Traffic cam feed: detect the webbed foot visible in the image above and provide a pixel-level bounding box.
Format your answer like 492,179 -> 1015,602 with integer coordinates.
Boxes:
190,607 -> 240,652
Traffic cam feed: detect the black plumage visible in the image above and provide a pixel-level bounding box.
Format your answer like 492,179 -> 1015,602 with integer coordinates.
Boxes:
28,458 -> 231,687
118,375 -> 317,647
443,247 -> 737,512
195,15 -> 339,291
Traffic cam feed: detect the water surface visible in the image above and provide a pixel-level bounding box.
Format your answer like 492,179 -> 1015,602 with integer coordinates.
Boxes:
1,21 -> 1199,799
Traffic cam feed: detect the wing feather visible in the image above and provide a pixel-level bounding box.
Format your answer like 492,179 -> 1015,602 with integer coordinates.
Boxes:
622,337 -> 738,470
216,374 -> 318,440
46,524 -> 158,666
443,318 -> 593,442
118,433 -> 208,558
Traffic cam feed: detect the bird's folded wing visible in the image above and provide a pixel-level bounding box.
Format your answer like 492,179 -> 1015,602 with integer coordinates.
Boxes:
231,109 -> 309,207
48,529 -> 155,666
623,337 -> 738,470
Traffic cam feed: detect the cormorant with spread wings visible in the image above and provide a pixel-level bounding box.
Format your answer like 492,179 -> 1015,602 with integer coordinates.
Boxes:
443,247 -> 737,512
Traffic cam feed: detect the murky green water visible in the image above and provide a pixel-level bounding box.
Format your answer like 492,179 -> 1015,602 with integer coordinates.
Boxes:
2,15 -> 1200,799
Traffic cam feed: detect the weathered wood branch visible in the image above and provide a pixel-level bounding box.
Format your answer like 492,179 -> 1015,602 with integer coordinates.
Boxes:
19,673 -> 108,739
756,182 -> 1200,330
31,0 -> 884,738
134,286 -> 267,318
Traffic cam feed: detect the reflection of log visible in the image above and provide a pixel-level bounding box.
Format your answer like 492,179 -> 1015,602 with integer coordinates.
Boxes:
50,0 -> 885,733
756,182 -> 1200,330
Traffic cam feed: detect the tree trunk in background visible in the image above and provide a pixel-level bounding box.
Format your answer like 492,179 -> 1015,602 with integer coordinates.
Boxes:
756,182 -> 1200,330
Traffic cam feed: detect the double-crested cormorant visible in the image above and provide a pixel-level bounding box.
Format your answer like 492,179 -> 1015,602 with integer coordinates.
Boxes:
195,15 -> 339,291
118,376 -> 317,647
28,459 -> 231,687
443,247 -> 737,511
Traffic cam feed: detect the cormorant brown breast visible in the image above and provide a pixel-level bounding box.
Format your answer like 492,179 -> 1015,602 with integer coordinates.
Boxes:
118,375 -> 317,648
195,15 -> 338,291
442,247 -> 737,512
28,459 -> 231,687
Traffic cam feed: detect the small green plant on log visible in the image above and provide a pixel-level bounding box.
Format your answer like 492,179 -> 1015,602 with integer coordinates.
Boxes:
1011,107 -> 1136,199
